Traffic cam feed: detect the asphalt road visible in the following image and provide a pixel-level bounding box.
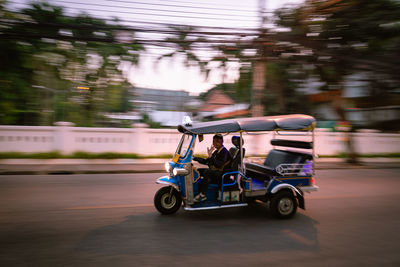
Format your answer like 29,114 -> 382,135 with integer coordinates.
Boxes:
1,169 -> 400,267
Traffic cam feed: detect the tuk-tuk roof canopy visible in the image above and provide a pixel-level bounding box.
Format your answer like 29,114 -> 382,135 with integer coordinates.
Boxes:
178,114 -> 315,134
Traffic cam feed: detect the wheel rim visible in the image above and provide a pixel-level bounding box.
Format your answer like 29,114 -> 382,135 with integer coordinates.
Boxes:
161,193 -> 176,209
278,197 -> 294,216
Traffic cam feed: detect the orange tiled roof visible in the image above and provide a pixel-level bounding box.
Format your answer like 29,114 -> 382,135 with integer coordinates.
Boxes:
214,109 -> 250,119
199,90 -> 235,111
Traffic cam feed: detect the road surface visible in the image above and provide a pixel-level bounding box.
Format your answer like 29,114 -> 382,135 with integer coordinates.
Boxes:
1,168 -> 400,266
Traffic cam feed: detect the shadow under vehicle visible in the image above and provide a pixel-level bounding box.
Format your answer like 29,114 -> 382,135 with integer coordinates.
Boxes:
154,114 -> 319,219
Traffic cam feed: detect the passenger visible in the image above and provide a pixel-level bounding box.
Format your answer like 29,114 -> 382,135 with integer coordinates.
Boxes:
193,134 -> 232,202
230,136 -> 245,171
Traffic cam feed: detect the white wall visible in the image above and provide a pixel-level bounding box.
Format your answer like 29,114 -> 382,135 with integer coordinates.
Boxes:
0,123 -> 399,156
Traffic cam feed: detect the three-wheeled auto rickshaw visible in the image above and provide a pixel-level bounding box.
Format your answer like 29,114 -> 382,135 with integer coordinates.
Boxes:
154,114 -> 319,219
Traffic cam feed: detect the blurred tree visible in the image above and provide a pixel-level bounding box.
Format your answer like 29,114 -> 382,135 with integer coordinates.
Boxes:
0,0 -> 39,124
159,26 -> 254,104
273,0 -> 400,106
235,63 -> 253,104
140,113 -> 161,128
264,61 -> 311,115
271,0 -> 400,161
0,1 -> 143,126
198,64 -> 252,105
198,45 -> 254,106
158,25 -> 209,75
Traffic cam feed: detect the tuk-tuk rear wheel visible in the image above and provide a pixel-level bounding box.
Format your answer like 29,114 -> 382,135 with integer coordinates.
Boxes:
270,190 -> 297,219
154,186 -> 182,215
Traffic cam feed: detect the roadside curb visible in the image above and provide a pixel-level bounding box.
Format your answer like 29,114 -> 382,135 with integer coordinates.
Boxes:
0,158 -> 399,175
0,170 -> 165,175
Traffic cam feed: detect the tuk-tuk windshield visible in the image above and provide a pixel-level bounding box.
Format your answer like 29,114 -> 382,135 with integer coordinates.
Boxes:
175,134 -> 193,159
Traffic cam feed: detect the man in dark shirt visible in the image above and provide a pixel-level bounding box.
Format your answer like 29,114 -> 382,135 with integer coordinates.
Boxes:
193,134 -> 231,202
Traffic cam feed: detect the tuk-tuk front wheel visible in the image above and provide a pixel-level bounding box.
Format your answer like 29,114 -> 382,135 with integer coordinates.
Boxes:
270,190 -> 297,219
154,186 -> 182,215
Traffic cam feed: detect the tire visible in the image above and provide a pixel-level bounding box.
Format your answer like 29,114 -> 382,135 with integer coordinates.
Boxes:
154,186 -> 182,215
270,190 -> 297,219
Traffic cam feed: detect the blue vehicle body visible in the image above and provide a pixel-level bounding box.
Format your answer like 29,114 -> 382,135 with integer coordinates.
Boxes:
154,114 -> 319,219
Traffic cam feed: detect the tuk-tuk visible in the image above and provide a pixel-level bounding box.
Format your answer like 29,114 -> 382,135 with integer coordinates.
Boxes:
154,114 -> 319,219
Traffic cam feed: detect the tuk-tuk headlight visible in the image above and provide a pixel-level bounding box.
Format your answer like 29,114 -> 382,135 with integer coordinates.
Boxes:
165,162 -> 172,173
173,168 -> 189,176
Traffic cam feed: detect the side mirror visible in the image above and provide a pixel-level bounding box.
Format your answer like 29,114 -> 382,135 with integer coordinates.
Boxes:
182,116 -> 192,126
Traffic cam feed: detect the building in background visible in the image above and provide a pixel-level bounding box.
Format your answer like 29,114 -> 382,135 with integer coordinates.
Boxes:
131,87 -> 194,113
199,89 -> 234,112
300,72 -> 400,130
196,89 -> 249,120
128,87 -> 201,127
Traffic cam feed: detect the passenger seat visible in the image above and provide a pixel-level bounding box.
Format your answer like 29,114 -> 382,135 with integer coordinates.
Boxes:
229,136 -> 245,171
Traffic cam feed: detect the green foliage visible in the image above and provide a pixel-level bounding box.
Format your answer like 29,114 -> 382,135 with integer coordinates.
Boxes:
0,1 -> 143,127
199,64 -> 253,104
318,153 -> 400,158
274,0 -> 400,82
141,113 -> 161,128
1,151 -> 398,159
268,0 -> 400,126
104,83 -> 132,112
160,26 -> 208,73
71,151 -> 140,159
235,64 -> 252,103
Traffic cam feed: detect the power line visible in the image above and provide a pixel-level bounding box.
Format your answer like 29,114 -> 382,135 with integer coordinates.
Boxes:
1,23 -> 268,46
5,1 -> 266,31
57,5 -> 257,23
0,17 -> 261,38
103,0 -> 258,13
99,17 -> 259,31
9,0 -> 258,22
2,27 -> 262,45
1,21 -> 262,61
6,8 -> 260,32
2,3 -> 263,49
48,0 -> 257,17
157,0 -> 256,9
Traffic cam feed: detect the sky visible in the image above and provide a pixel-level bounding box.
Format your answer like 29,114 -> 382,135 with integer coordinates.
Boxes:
7,0 -> 304,95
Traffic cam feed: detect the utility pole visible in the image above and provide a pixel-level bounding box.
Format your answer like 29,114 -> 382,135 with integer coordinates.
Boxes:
251,61 -> 266,117
251,0 -> 267,117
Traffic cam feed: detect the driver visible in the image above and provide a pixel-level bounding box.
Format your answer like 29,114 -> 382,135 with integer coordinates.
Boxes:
193,134 -> 231,202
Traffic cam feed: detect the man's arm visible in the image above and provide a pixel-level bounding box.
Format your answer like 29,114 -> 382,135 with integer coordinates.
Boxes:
210,148 -> 231,169
193,157 -> 208,165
